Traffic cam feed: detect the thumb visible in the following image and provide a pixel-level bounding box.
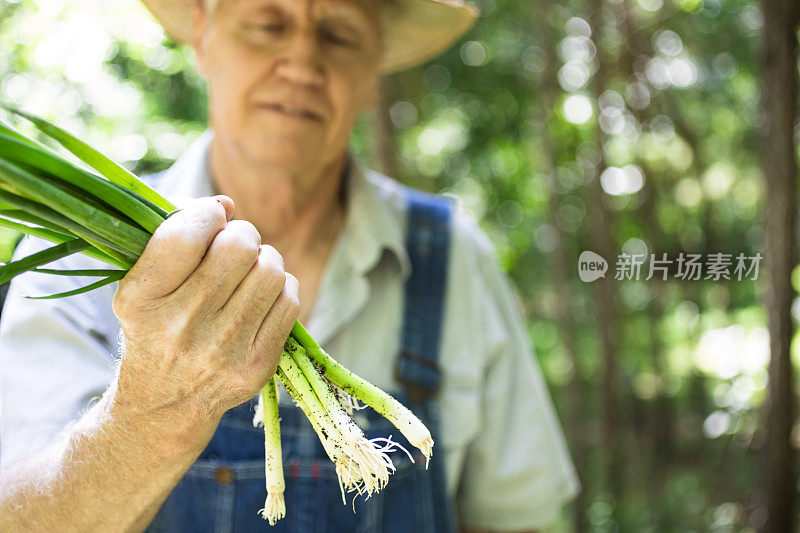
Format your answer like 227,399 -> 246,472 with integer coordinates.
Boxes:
214,195 -> 235,222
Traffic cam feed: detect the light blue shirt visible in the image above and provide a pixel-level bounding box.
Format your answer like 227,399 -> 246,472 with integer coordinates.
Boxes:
0,131 -> 579,530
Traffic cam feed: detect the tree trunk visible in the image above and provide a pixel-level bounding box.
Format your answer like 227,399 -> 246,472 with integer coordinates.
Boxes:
617,0 -> 676,465
534,9 -> 589,529
370,77 -> 401,180
586,0 -> 625,511
759,0 -> 800,531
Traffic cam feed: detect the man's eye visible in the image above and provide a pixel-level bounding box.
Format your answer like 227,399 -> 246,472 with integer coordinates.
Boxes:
323,30 -> 354,47
254,23 -> 284,33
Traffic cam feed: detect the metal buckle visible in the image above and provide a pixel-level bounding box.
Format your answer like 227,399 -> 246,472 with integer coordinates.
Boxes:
394,350 -> 442,405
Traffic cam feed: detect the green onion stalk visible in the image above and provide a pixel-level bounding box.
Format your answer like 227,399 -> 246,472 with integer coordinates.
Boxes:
253,378 -> 284,525
0,105 -> 432,525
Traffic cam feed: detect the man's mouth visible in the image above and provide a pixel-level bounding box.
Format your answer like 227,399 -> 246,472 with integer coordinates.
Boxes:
262,103 -> 323,122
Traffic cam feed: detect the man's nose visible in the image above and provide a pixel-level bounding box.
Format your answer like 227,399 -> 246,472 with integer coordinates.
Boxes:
274,28 -> 325,89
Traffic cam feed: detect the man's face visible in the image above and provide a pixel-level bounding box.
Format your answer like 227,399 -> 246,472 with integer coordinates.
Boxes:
193,0 -> 383,170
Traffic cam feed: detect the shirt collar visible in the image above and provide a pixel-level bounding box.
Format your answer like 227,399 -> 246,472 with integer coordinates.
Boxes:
343,158 -> 410,278
157,130 -> 410,279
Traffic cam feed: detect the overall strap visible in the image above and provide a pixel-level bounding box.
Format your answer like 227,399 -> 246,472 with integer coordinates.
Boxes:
395,188 -> 453,404
395,187 -> 456,533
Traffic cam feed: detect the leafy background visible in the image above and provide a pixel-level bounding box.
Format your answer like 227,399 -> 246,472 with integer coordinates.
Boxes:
0,0 -> 793,530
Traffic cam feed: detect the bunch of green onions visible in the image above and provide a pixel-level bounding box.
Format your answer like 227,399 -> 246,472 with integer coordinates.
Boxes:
0,106 -> 433,525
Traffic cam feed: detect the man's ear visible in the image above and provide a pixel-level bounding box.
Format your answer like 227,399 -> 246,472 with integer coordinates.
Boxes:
191,2 -> 209,77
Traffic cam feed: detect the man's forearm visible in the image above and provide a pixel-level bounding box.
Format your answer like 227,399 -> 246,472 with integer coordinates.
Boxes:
0,379 -> 218,532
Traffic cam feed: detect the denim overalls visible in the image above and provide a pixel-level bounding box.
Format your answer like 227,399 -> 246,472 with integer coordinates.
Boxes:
146,189 -> 456,533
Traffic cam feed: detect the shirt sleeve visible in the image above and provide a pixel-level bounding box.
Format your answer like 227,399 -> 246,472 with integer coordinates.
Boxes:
454,214 -> 580,532
0,235 -> 119,470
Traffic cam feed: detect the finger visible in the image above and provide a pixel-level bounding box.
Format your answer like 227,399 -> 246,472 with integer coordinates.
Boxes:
221,245 -> 287,340
121,196 -> 231,300
179,220 -> 263,309
251,272 -> 300,369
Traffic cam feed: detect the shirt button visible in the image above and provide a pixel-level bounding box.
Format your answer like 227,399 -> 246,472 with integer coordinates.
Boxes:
214,466 -> 235,485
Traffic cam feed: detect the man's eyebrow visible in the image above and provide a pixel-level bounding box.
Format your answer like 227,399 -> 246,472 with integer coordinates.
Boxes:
229,0 -> 277,12
228,0 -> 376,27
316,0 -> 376,26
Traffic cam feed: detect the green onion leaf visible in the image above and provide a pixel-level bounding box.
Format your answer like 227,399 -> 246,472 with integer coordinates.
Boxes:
0,132 -> 165,233
107,180 -> 170,219
23,270 -> 125,300
0,211 -> 75,240
0,216 -> 129,269
0,188 -> 137,267
0,238 -> 90,284
0,119 -> 39,147
0,104 -> 176,213
32,268 -> 124,277
0,157 -> 149,257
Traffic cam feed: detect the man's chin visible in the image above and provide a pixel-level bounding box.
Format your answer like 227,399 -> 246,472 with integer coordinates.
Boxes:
247,144 -> 325,171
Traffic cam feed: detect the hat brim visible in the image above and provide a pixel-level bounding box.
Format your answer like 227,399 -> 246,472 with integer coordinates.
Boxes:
139,0 -> 478,73
381,0 -> 478,73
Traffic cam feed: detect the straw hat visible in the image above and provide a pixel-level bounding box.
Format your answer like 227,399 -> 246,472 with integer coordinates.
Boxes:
139,0 -> 480,73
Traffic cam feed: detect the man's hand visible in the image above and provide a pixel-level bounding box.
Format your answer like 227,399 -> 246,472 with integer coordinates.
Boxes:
0,196 -> 302,532
112,195 -> 300,449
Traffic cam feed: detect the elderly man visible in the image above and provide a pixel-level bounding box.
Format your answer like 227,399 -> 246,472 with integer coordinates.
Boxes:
0,0 -> 579,531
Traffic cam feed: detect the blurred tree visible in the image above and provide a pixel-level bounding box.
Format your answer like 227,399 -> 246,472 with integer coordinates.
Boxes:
371,77 -> 401,180
586,0 -> 625,516
759,0 -> 799,530
534,4 -> 589,530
